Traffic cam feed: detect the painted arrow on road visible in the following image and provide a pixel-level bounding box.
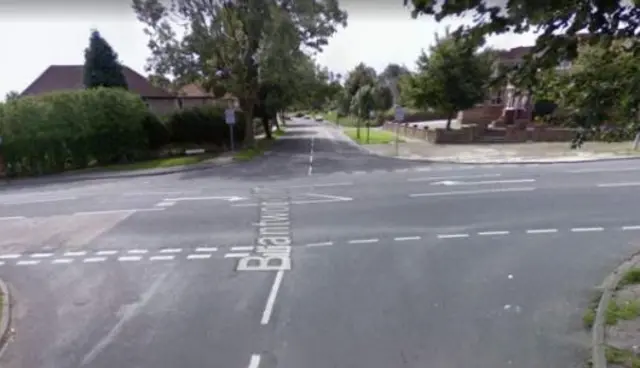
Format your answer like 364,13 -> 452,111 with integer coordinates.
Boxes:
430,179 -> 536,186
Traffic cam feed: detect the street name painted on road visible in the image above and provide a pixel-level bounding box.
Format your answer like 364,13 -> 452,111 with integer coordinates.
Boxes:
237,191 -> 292,271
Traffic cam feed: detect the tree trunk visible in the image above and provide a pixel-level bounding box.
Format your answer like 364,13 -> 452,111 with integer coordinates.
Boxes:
273,113 -> 281,130
446,111 -> 454,131
241,98 -> 256,147
262,115 -> 272,139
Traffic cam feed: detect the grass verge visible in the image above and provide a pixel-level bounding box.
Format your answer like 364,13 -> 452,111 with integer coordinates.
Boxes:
343,127 -> 403,145
234,137 -> 275,161
583,290 -> 603,329
606,299 -> 640,325
605,346 -> 640,367
100,154 -> 216,171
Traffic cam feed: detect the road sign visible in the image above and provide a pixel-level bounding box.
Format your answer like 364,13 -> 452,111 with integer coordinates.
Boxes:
394,106 -> 405,122
225,108 -> 236,125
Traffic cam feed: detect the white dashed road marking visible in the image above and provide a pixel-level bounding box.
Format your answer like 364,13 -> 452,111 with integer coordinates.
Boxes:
438,234 -> 469,239
17,260 -> 40,266
224,253 -> 250,258
30,253 -> 54,258
477,231 -> 510,236
96,250 -> 118,256
526,228 -> 558,234
84,257 -> 107,263
150,255 -> 175,261
127,249 -> 148,254
394,236 -> 421,241
195,247 -> 219,252
118,256 -> 142,262
0,254 -> 21,260
348,238 -> 379,244
64,251 -> 87,257
160,248 -> 182,253
570,227 -> 604,232
187,254 -> 212,260
230,246 -> 253,252
305,241 -> 333,247
622,225 -> 640,231
52,259 -> 73,264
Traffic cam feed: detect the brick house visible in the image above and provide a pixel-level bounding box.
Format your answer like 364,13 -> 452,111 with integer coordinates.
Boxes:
458,46 -> 536,126
21,65 -> 187,115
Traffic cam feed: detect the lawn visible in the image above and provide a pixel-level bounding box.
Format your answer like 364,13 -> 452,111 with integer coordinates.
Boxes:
100,154 -> 216,171
343,127 -> 402,145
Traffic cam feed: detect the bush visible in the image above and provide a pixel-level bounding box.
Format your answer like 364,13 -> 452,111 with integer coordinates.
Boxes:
165,105 -> 246,148
0,88 -> 148,176
141,112 -> 171,150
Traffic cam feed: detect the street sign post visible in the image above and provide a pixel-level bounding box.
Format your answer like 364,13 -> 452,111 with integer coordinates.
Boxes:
225,108 -> 236,151
394,105 -> 405,156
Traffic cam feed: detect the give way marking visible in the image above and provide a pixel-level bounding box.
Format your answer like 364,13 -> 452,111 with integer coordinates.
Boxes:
232,192 -> 352,207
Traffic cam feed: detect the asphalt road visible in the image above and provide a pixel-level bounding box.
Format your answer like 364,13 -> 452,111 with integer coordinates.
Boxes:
1,117 -> 640,367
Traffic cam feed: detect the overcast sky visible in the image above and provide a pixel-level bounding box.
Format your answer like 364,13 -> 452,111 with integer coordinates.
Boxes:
0,2 -> 537,99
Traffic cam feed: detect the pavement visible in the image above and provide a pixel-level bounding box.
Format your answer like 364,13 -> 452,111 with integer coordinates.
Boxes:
365,132 -> 640,163
1,118 -> 640,367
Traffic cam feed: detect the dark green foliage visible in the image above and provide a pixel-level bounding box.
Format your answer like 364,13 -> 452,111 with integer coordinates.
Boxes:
0,88 -> 147,176
83,30 -> 128,89
165,106 -> 245,148
141,112 -> 171,150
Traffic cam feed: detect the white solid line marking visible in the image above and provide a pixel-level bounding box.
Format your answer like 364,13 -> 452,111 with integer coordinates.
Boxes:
622,225 -> 640,231
395,168 -> 409,173
0,216 -> 26,221
64,251 -> 87,257
394,236 -> 421,241
127,249 -> 148,254
409,187 -> 536,197
526,228 -> 558,234
95,250 -> 118,256
195,247 -> 219,252
30,253 -> 54,258
438,234 -> 469,239
52,258 -> 73,264
312,182 -> 353,188
408,173 -> 501,182
150,255 -> 175,261
187,254 -> 212,259
571,167 -> 640,173
461,179 -> 535,185
123,191 -> 199,196
230,246 -> 253,251
118,256 -> 142,262
0,254 -> 21,260
306,241 -> 334,247
478,231 -> 510,236
261,270 -> 285,325
224,253 -> 250,258
84,257 -> 108,263
597,182 -> 640,188
0,261 -> 5,266
73,208 -> 165,216
571,227 -> 604,232
414,167 -> 432,172
155,201 -> 175,207
348,238 -> 379,244
17,260 -> 40,265
0,196 -> 77,205
159,248 -> 182,253
248,354 -> 261,368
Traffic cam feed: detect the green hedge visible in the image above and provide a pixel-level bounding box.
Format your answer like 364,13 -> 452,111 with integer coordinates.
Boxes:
0,88 -> 149,176
165,105 -> 246,148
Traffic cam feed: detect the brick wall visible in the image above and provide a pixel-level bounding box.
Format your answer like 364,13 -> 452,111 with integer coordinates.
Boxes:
459,104 -> 504,126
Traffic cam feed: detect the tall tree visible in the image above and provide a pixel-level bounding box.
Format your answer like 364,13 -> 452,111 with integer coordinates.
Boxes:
132,0 -> 347,146
344,63 -> 377,99
405,31 -> 492,130
83,30 -> 128,89
403,0 -> 640,85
